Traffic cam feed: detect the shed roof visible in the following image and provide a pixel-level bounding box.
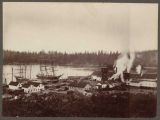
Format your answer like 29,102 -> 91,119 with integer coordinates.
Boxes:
69,81 -> 89,88
9,81 -> 20,86
22,83 -> 30,88
29,82 -> 40,87
130,73 -> 157,79
22,82 -> 41,88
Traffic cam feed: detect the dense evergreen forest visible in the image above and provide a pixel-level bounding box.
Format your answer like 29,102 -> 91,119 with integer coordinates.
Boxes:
3,50 -> 157,67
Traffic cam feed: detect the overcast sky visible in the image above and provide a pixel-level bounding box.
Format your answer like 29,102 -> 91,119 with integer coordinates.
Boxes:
3,2 -> 158,53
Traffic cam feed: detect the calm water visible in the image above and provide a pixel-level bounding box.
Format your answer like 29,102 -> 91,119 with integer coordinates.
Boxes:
3,65 -> 95,84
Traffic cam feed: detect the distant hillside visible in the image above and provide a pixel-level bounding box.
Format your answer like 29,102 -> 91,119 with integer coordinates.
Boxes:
3,50 -> 157,67
134,50 -> 157,67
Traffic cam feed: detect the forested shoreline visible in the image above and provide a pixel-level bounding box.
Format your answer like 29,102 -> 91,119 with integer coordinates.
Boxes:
3,50 -> 157,67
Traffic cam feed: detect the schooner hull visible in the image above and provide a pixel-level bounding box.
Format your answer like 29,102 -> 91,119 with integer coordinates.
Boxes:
36,74 -> 62,80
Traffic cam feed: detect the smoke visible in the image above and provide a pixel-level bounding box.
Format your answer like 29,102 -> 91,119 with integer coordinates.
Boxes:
136,65 -> 142,74
109,52 -> 135,82
136,64 -> 144,76
126,52 -> 135,73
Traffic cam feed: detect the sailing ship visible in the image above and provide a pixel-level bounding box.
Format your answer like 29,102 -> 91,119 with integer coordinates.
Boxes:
36,65 -> 62,81
14,65 -> 30,82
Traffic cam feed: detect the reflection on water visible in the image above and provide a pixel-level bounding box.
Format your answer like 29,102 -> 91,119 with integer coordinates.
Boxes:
3,65 -> 94,84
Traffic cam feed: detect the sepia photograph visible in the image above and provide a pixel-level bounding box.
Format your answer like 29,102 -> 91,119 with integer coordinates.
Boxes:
2,2 -> 158,117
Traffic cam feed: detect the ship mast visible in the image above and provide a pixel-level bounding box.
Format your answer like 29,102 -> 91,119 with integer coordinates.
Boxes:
39,58 -> 57,77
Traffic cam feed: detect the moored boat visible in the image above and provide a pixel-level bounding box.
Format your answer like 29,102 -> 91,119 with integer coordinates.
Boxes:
36,65 -> 62,81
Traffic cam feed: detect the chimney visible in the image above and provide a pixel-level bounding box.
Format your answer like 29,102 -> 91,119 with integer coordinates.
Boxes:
123,72 -> 130,81
101,67 -> 108,82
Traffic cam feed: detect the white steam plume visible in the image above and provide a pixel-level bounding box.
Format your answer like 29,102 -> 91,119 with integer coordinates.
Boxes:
109,52 -> 135,82
136,65 -> 142,74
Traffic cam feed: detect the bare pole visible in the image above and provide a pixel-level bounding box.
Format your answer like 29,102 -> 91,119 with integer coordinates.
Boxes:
30,65 -> 32,79
5,78 -> 7,85
12,67 -> 13,81
45,66 -> 48,76
20,65 -> 22,77
52,66 -> 55,76
51,60 -> 55,76
40,64 -> 42,74
25,65 -> 27,79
